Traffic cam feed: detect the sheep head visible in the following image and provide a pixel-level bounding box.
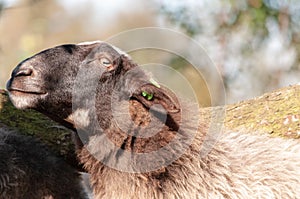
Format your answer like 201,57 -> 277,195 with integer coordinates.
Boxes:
6,43 -> 98,129
7,41 -> 184,136
7,41 -> 199,172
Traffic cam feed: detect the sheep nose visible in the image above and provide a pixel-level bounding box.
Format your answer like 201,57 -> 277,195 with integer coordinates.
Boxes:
14,68 -> 33,77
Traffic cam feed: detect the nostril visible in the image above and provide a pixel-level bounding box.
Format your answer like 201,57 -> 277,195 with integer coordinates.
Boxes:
15,68 -> 33,77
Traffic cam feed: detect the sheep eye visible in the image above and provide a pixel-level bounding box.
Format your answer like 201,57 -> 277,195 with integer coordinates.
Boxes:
100,58 -> 112,67
141,91 -> 153,101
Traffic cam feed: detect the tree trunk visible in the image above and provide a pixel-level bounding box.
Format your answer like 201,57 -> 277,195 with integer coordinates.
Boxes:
0,89 -> 80,169
1,85 -> 299,169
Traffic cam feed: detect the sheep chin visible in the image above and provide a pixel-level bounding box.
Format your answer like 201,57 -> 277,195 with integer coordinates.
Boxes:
8,91 -> 44,109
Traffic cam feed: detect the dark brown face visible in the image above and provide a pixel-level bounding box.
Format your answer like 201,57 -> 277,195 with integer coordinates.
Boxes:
6,42 -> 124,128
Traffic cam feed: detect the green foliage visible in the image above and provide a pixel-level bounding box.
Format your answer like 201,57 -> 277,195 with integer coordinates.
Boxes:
159,0 -> 295,38
158,0 -> 300,103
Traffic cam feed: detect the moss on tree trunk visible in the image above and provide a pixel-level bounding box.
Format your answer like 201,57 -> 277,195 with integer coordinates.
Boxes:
0,89 -> 80,169
224,85 -> 300,138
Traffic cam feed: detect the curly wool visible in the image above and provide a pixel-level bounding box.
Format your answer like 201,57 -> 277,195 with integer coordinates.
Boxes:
79,129 -> 300,199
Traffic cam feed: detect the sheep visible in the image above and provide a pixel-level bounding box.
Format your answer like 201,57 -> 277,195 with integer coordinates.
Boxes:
6,41 -> 300,198
0,126 -> 88,199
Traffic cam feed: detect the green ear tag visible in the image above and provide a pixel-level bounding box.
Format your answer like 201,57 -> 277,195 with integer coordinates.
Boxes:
142,91 -> 147,97
146,93 -> 153,100
142,91 -> 153,101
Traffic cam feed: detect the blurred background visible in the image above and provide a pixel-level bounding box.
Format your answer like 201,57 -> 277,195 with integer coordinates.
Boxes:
1,0 -> 300,105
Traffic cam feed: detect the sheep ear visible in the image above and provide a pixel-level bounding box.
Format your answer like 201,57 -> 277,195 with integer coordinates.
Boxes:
132,84 -> 181,114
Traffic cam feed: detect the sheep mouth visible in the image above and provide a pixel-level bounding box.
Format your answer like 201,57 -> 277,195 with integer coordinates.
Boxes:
8,88 -> 47,96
